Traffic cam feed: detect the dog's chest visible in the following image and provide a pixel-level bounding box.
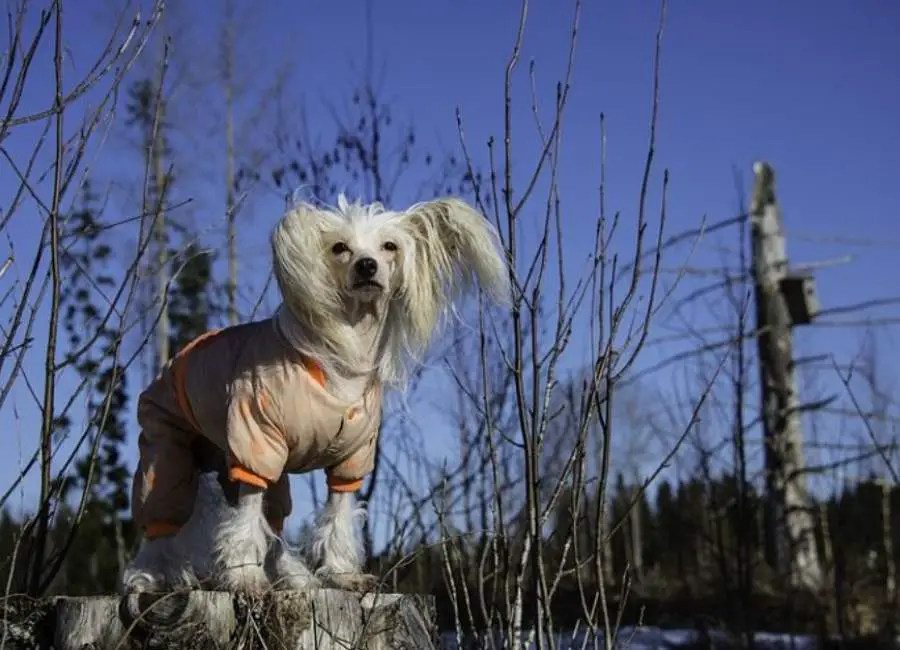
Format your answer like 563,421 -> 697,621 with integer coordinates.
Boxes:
280,385 -> 377,473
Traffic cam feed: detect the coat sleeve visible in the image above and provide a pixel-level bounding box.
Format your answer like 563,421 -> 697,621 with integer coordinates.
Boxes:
225,379 -> 289,488
325,411 -> 381,493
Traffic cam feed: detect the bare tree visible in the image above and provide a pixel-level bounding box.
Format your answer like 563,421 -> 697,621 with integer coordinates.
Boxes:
0,0 -> 166,596
208,0 -> 290,325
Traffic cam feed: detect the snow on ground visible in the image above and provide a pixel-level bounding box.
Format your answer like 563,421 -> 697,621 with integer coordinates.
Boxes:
439,627 -> 873,649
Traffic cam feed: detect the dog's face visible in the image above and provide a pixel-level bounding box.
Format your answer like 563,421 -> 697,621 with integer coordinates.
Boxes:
272,195 -> 510,374
323,219 -> 408,304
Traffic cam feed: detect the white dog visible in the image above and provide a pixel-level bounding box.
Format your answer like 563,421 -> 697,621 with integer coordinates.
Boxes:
120,195 -> 509,596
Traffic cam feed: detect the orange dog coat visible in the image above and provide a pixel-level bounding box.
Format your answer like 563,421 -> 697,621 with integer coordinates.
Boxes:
130,318 -> 383,540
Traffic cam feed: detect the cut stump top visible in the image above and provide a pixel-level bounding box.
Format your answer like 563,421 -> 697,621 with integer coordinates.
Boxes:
1,589 -> 437,650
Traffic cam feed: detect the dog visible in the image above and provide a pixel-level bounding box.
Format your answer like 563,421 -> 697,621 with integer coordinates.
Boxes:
120,195 -> 510,596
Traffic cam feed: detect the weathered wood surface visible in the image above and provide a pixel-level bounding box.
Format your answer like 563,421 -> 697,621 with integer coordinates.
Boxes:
0,589 -> 436,650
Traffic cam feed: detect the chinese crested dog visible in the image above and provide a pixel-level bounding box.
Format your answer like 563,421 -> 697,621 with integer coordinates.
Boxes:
120,195 -> 510,596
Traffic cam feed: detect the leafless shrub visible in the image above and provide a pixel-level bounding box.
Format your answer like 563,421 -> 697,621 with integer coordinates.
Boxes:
0,0 -> 169,596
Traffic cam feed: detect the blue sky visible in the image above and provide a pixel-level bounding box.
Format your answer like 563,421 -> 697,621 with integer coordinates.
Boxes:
2,0 -> 899,544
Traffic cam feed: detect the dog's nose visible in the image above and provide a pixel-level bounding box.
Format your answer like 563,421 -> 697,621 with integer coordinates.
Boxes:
354,257 -> 378,279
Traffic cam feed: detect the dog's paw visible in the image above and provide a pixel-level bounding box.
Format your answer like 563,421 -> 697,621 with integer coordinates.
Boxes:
119,567 -> 165,595
215,564 -> 271,595
267,550 -> 320,591
121,537 -> 191,595
319,571 -> 379,593
270,570 -> 320,591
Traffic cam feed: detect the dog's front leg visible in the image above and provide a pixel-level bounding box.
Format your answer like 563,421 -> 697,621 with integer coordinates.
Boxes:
263,476 -> 319,590
212,482 -> 271,593
310,490 -> 377,592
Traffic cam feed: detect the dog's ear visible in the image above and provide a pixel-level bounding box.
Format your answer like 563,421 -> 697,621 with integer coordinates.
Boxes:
271,201 -> 344,315
402,198 -> 510,304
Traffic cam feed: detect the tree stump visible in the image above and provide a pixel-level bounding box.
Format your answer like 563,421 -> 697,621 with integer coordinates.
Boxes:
0,589 -> 437,650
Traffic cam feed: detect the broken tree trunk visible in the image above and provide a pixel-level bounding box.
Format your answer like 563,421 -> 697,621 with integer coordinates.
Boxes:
0,588 -> 437,650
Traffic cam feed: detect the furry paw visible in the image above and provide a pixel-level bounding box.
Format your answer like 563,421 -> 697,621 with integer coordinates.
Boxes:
214,563 -> 271,594
319,571 -> 379,593
269,568 -> 320,591
266,543 -> 320,591
120,567 -> 165,595
120,537 -> 189,595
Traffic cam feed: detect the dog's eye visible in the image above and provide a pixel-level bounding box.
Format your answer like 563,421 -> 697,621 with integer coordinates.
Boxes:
382,241 -> 398,252
331,242 -> 350,255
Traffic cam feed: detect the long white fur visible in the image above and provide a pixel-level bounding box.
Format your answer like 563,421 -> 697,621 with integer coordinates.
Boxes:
266,534 -> 319,590
210,483 -> 271,592
309,491 -> 367,578
122,474 -> 319,594
123,195 -> 509,595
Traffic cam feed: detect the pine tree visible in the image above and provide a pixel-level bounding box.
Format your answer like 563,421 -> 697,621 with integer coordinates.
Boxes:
126,75 -> 174,377
167,236 -> 222,354
46,180 -> 135,595
654,479 -> 685,584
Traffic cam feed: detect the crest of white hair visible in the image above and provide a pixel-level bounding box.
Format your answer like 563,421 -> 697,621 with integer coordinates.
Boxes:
271,194 -> 510,392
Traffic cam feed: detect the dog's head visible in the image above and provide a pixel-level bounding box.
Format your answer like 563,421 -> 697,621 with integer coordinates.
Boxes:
322,199 -> 409,306
271,194 -> 510,386
271,196 -> 405,313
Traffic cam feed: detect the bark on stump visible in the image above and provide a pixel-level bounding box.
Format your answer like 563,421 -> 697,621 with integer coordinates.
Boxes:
0,589 -> 437,650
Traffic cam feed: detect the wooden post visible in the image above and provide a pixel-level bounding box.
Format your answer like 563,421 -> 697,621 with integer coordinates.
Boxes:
749,161 -> 821,590
0,589 -> 437,650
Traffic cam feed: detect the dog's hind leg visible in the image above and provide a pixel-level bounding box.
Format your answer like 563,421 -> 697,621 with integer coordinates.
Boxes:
310,490 -> 377,592
121,536 -> 180,594
123,424 -> 200,595
212,482 -> 271,593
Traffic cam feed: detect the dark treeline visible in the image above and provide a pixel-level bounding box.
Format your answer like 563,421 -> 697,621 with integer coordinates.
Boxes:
371,473 -> 898,638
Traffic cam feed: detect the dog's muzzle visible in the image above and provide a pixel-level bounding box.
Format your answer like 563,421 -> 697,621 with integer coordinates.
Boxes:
351,257 -> 383,290
354,256 -> 377,278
